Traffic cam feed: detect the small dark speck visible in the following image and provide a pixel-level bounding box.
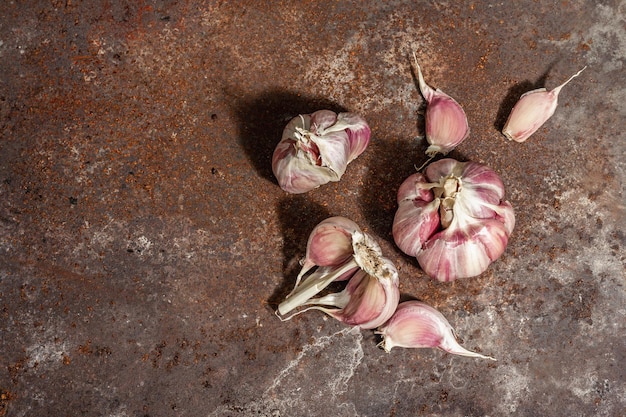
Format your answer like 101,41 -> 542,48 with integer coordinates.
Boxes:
211,167 -> 217,175
69,197 -> 78,205
127,248 -> 134,253
211,113 -> 218,121
160,15 -> 171,21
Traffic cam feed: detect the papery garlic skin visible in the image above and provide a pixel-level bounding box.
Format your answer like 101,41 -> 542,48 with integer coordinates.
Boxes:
272,110 -> 371,193
393,158 -> 514,282
377,300 -> 495,360
413,53 -> 469,156
417,218 -> 510,282
502,66 -> 586,143
277,217 -> 400,330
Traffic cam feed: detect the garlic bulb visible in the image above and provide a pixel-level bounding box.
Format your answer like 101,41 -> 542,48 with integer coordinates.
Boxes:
502,66 -> 586,142
272,110 -> 371,193
412,53 -> 469,157
377,300 -> 495,360
278,216 -> 400,330
392,158 -> 514,282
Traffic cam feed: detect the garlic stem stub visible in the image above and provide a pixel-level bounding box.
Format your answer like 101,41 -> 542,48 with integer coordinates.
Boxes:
392,158 -> 515,282
412,53 -> 469,157
377,300 -> 495,360
502,66 -> 586,143
277,216 -> 400,330
272,110 -> 371,193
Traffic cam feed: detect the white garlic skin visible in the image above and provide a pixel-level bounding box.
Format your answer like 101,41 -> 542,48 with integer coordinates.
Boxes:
272,110 -> 370,193
392,158 -> 514,282
378,300 -> 495,360
502,66 -> 586,143
413,54 -> 469,156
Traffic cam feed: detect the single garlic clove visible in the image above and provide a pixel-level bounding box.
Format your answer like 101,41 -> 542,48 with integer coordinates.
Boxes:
393,173 -> 440,257
502,66 -> 586,143
272,110 -> 371,193
393,199 -> 440,257
495,201 -> 516,236
298,216 -> 360,278
413,53 -> 470,156
330,112 -> 371,161
377,300 -> 495,360
417,218 -> 510,282
277,219 -> 400,329
449,163 -> 506,219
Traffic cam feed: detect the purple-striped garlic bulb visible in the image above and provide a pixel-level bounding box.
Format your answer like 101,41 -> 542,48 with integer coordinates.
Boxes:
277,216 -> 400,330
393,158 -> 515,282
413,53 -> 469,157
377,300 -> 495,360
272,110 -> 370,194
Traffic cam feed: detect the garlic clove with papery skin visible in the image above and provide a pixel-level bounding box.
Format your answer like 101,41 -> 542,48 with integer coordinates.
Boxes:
377,300 -> 495,360
392,173 -> 441,257
272,110 -> 370,193
502,66 -> 586,143
413,53 -> 470,157
287,216 -> 360,297
277,218 -> 400,330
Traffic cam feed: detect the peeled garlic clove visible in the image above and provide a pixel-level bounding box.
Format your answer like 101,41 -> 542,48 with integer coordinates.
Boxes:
277,220 -> 400,330
377,300 -> 495,360
272,110 -> 370,193
413,53 -> 469,156
502,66 -> 586,142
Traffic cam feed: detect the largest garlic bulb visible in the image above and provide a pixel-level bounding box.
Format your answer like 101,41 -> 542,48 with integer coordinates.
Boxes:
277,216 -> 400,330
272,110 -> 370,194
393,158 -> 515,282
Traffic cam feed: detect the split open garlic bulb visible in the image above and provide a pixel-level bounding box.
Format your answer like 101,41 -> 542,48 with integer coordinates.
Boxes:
277,216 -> 400,330
272,110 -> 370,193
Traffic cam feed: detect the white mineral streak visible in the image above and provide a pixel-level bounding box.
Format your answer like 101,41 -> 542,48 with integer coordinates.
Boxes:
208,328 -> 364,416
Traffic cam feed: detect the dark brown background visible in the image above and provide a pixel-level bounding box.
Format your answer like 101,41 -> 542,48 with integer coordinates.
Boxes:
1,1 -> 624,416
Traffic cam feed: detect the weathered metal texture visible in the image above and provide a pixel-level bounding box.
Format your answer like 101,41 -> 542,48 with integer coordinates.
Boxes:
1,1 -> 624,416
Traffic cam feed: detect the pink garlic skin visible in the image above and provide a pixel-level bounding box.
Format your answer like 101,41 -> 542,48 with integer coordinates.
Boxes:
298,216 -> 359,279
377,300 -> 495,360
392,173 -> 440,256
272,110 -> 371,193
414,55 -> 469,156
502,66 -> 586,143
331,264 -> 400,330
392,158 -> 514,282
417,218 -> 510,282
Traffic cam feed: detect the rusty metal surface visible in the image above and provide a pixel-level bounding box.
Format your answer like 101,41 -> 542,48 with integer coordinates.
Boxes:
1,1 -> 624,416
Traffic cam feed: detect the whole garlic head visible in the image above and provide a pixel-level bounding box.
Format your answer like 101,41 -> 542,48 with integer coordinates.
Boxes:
392,158 -> 515,282
272,110 -> 371,193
